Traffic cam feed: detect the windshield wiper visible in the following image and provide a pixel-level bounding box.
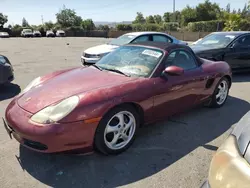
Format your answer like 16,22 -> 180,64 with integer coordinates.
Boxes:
90,64 -> 103,71
104,68 -> 130,77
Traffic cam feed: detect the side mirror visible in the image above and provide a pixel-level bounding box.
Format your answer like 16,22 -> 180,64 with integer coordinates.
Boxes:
162,66 -> 184,77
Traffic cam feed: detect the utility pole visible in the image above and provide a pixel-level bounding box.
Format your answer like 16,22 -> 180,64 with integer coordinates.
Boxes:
173,0 -> 176,22
41,15 -> 44,25
173,0 -> 175,13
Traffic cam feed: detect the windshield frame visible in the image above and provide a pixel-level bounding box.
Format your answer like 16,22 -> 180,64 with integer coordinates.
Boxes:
96,44 -> 165,78
109,34 -> 137,46
196,33 -> 239,48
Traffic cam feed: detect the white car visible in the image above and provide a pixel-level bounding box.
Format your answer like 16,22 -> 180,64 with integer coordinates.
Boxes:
33,30 -> 41,37
0,32 -> 9,38
46,30 -> 55,37
56,30 -> 66,37
21,29 -> 33,38
81,31 -> 188,65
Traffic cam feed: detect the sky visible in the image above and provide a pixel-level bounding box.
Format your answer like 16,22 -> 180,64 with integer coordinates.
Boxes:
0,0 -> 248,25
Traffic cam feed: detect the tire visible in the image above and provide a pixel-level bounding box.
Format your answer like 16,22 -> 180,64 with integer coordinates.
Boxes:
94,105 -> 140,155
208,77 -> 229,108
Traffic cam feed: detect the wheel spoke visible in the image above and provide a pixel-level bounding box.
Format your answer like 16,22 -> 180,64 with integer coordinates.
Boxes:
110,133 -> 120,146
216,92 -> 221,99
124,118 -> 133,129
116,113 -> 125,126
122,133 -> 129,141
106,125 -> 119,133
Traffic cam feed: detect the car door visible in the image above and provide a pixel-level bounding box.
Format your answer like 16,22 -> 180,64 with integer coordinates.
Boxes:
152,49 -> 204,120
152,34 -> 173,43
225,34 -> 250,69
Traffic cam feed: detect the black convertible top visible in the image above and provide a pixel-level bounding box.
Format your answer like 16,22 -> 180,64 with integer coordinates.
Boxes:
126,41 -> 203,66
126,41 -> 193,52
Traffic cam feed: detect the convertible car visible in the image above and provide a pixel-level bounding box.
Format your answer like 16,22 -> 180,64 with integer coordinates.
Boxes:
3,42 -> 232,155
191,31 -> 250,72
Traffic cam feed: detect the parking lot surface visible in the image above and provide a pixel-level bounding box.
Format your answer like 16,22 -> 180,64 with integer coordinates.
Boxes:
0,37 -> 250,188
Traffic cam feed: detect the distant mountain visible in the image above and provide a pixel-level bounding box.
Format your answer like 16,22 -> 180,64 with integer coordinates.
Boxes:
94,21 -> 132,27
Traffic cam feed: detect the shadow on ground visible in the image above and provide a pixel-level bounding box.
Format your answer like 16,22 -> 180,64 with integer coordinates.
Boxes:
0,83 -> 20,101
16,94 -> 250,188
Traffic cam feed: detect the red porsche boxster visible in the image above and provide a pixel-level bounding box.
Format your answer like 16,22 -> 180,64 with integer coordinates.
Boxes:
3,42 -> 232,155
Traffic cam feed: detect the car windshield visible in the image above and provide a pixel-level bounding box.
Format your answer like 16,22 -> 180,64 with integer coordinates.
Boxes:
196,33 -> 237,48
96,45 -> 163,77
23,29 -> 32,33
109,35 -> 136,46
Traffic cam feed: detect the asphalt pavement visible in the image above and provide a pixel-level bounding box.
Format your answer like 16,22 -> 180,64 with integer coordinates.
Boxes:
0,37 -> 249,188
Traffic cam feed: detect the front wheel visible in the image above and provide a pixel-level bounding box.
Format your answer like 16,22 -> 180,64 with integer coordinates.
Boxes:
94,105 -> 139,155
208,77 -> 229,108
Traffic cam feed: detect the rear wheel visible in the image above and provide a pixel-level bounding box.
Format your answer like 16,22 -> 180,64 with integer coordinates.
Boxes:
94,105 -> 139,155
208,77 -> 229,108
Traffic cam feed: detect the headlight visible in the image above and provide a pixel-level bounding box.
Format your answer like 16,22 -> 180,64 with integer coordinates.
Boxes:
21,77 -> 41,94
208,135 -> 250,188
30,96 -> 79,124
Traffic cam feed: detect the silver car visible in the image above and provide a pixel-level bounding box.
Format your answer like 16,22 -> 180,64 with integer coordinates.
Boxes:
81,31 -> 188,65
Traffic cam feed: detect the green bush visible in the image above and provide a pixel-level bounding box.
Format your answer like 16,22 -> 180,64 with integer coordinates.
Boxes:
131,23 -> 161,31
239,19 -> 250,31
116,24 -> 132,31
162,22 -> 179,31
187,20 -> 225,32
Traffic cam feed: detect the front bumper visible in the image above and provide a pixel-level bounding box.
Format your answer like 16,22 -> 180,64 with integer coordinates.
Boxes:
23,34 -> 33,37
81,56 -> 100,65
0,35 -> 9,38
0,64 -> 14,84
4,98 -> 99,153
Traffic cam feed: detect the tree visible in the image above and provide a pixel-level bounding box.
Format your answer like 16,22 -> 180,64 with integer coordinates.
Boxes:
146,15 -> 155,23
153,15 -> 162,24
223,13 -> 241,31
0,13 -> 8,29
56,5 -> 82,27
181,6 -> 197,26
170,11 -> 182,23
97,24 -> 110,31
163,12 -> 171,22
7,24 -> 12,29
116,24 -> 132,31
195,0 -> 221,21
133,12 -> 146,24
241,4 -> 248,18
22,18 -> 29,27
226,3 -> 231,13
81,19 -> 95,31
44,21 -> 54,30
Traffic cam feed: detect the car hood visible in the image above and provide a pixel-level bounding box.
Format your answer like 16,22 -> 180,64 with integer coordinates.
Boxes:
232,111 -> 250,162
17,67 -> 137,113
190,45 -> 223,53
84,44 -> 119,54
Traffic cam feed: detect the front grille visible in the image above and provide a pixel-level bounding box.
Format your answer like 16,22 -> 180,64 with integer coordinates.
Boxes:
23,139 -> 48,150
84,53 -> 100,58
